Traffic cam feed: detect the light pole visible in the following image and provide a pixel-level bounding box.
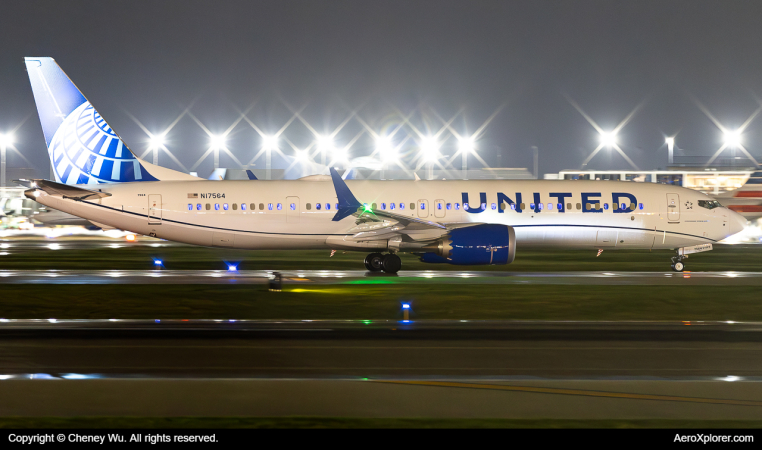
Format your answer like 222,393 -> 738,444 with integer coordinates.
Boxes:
531,145 -> 539,179
210,135 -> 225,169
458,137 -> 474,180
317,135 -> 332,166
0,133 -> 13,188
263,135 -> 277,180
665,137 -> 674,165
421,136 -> 439,180
149,134 -> 165,166
377,136 -> 394,180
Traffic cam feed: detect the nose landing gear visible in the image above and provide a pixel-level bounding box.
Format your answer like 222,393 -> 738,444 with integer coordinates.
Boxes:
364,252 -> 401,274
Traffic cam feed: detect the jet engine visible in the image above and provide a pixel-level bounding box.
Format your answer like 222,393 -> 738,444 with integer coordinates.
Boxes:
418,224 -> 516,265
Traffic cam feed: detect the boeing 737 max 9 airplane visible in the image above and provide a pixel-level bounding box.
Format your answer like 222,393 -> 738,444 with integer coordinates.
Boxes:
21,57 -> 747,273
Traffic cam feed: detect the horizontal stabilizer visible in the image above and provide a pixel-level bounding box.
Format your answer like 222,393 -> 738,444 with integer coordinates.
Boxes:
25,179 -> 112,200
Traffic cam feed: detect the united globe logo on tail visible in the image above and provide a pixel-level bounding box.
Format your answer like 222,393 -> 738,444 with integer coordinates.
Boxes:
25,57 -> 157,185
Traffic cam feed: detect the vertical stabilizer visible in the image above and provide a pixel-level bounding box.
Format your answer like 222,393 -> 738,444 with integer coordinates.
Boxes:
25,57 -> 159,185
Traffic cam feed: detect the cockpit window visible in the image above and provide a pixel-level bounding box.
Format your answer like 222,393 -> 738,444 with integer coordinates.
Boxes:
698,200 -> 722,210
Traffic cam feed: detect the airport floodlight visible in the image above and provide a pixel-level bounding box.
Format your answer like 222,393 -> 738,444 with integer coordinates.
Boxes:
665,137 -> 675,147
420,136 -> 440,161
376,136 -> 396,162
0,132 -> 13,148
149,134 -> 165,149
210,134 -> 226,149
458,136 -> 476,155
317,135 -> 333,151
153,259 -> 163,266
599,131 -> 617,148
262,135 -> 278,150
295,149 -> 309,162
402,303 -> 411,309
666,137 -> 675,165
332,146 -> 349,161
724,129 -> 742,148
227,265 -> 238,272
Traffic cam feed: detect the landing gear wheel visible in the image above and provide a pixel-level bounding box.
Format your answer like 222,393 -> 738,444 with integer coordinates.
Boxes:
364,253 -> 384,272
672,261 -> 685,272
381,253 -> 402,274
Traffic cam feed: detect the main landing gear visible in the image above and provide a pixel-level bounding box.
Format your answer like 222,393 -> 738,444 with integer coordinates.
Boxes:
671,253 -> 686,272
364,252 -> 402,274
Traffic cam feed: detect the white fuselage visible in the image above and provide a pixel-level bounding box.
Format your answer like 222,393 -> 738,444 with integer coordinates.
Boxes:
30,179 -> 746,253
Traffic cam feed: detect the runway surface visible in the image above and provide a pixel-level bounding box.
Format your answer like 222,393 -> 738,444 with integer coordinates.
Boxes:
3,320 -> 762,419
2,319 -> 762,378
1,269 -> 761,285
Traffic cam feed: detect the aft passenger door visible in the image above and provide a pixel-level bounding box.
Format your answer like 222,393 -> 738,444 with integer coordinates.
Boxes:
666,193 -> 680,222
148,195 -> 162,225
434,199 -> 446,218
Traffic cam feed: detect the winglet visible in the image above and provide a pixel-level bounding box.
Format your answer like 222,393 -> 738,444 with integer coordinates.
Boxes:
330,167 -> 362,221
245,170 -> 258,180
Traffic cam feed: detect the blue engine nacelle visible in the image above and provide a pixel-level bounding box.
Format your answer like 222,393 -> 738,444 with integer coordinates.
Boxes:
418,224 -> 516,265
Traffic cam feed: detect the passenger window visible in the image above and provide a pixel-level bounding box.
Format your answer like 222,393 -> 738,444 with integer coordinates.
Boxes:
268,203 -> 273,211
400,203 -> 405,210
446,203 -> 451,210
548,203 -> 553,210
567,203 -> 572,210
241,203 -> 246,211
316,203 -> 321,210
520,203 -> 526,210
499,203 -> 505,211
223,203 -> 229,211
372,203 -> 377,210
630,202 -> 636,211
420,202 -> 425,210
306,203 -> 311,210
595,203 -> 600,210
437,202 -> 442,210
214,203 -> 220,211
603,203 -> 609,210
206,203 -> 211,210
390,203 -> 395,210
530,203 -> 535,210
639,203 -> 644,210
290,203 -> 296,210
258,203 -> 264,210
187,204 -> 193,211
455,203 -> 460,210
538,203 -> 543,210
381,203 -> 386,210
410,203 -> 415,210
232,203 -> 238,211
197,203 -> 202,211
585,204 -> 591,211
277,203 -> 282,210
325,203 -> 330,210
335,203 -> 339,210
491,203 -> 496,210
510,204 -> 516,210
576,203 -> 581,210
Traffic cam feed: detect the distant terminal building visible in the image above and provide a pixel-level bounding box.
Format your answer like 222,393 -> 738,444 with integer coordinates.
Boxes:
547,169 -> 762,219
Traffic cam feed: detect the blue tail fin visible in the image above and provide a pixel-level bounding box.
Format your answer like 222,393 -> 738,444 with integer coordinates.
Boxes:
25,57 -> 157,185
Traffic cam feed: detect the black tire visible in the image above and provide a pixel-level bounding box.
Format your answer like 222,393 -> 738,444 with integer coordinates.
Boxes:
673,261 -> 685,272
382,253 -> 402,274
365,253 -> 384,272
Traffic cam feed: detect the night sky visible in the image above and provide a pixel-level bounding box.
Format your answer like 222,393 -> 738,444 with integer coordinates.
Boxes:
2,0 -> 762,178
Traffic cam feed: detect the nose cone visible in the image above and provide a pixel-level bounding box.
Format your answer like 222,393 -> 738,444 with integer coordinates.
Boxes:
727,209 -> 747,237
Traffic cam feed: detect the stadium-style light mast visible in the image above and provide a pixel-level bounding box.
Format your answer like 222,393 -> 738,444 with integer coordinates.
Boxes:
665,137 -> 675,165
458,136 -> 475,180
376,136 -> 395,180
0,132 -> 13,188
420,136 -> 439,180
149,134 -> 165,166
262,135 -> 278,180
